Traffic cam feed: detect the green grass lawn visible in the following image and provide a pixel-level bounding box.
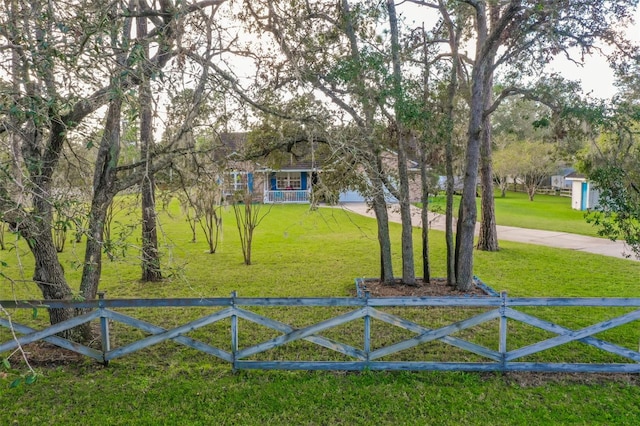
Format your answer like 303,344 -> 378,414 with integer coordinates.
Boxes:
428,190 -> 601,237
2,203 -> 640,425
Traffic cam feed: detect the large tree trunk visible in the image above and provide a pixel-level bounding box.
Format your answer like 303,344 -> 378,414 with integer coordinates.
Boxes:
138,8 -> 162,282
420,152 -> 431,283
453,0 -> 524,290
386,0 -> 415,285
11,1 -> 76,330
339,0 -> 394,285
1,0 -> 202,338
21,128 -> 77,336
26,223 -> 76,337
8,7 -> 25,207
418,27 -> 433,285
477,9 -> 499,252
455,0 -> 517,290
526,180 -> 536,201
445,170 -> 456,285
141,175 -> 161,281
24,120 -> 78,336
80,194 -> 111,301
80,99 -> 123,301
398,194 -> 415,285
371,188 -> 394,284
456,65 -> 486,291
440,6 -> 462,286
477,109 -> 499,251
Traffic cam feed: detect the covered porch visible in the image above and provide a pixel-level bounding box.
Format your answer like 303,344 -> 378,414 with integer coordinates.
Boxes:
262,171 -> 316,204
263,189 -> 311,203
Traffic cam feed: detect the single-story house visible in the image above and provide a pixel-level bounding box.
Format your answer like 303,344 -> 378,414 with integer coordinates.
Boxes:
258,158 -> 319,204
551,167 -> 575,190
217,132 -> 324,204
565,172 -> 600,211
217,132 -> 421,204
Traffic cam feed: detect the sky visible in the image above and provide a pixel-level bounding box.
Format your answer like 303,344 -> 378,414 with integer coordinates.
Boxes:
548,7 -> 639,100
549,55 -> 619,99
399,4 -> 640,101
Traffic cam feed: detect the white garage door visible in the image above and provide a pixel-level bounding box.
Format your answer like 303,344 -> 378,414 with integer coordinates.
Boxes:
338,190 -> 398,203
338,190 -> 367,203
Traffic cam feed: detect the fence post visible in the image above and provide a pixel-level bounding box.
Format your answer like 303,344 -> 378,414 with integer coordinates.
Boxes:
231,291 -> 238,372
98,292 -> 110,366
499,291 -> 507,371
364,290 -> 371,369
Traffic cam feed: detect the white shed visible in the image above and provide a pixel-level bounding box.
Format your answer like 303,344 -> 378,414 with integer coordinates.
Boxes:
565,172 -> 600,211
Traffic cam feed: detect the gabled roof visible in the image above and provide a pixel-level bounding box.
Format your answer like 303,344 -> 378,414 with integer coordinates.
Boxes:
255,154 -> 328,172
565,171 -> 587,181
218,132 -> 328,171
278,158 -> 320,171
559,167 -> 575,176
217,132 -> 248,158
218,132 -> 419,173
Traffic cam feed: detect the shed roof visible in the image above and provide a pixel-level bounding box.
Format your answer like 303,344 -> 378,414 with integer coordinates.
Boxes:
565,171 -> 587,181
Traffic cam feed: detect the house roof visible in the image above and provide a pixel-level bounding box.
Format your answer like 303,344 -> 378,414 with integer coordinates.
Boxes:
565,171 -> 587,181
218,131 -> 419,173
255,155 -> 328,173
218,132 -> 329,171
217,132 -> 248,158
559,167 -> 575,176
278,159 -> 320,171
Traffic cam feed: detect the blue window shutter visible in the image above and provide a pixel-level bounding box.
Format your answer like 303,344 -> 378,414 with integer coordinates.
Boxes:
301,172 -> 307,190
248,173 -> 254,192
270,172 -> 277,190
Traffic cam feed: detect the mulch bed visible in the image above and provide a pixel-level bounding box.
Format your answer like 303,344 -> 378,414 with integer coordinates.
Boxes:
356,277 -> 490,297
8,324 -> 102,367
351,278 -> 640,385
11,341 -> 88,367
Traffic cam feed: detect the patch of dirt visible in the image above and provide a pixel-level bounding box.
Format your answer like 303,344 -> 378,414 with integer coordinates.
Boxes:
8,324 -> 103,368
356,278 -> 490,297
12,341 -> 87,367
354,281 -> 639,385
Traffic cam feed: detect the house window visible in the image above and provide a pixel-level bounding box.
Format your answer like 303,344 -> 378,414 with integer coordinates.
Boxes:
226,171 -> 249,192
276,172 -> 301,190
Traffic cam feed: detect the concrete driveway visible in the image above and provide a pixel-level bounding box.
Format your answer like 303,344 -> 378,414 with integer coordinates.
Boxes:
334,203 -> 638,262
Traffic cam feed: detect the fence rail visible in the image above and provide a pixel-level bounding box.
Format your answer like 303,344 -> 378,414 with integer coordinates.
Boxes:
530,187 -> 572,197
263,189 -> 310,203
2,292 -> 640,373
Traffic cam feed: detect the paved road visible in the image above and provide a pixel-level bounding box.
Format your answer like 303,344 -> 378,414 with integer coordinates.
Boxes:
334,203 -> 638,262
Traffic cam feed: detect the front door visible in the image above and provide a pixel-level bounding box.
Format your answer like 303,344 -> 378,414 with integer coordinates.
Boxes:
581,182 -> 588,210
